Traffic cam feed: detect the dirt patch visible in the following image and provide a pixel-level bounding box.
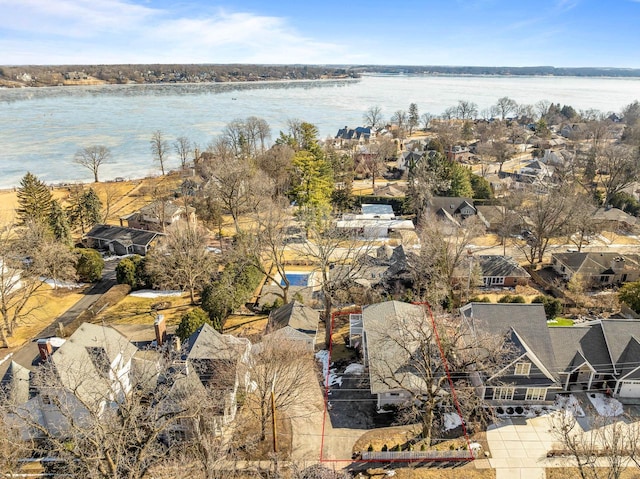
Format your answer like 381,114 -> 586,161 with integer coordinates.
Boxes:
95,292 -> 193,327
360,465 -> 494,479
224,314 -> 269,341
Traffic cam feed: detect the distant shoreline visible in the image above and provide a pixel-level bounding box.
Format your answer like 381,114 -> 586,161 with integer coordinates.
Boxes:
2,64 -> 640,88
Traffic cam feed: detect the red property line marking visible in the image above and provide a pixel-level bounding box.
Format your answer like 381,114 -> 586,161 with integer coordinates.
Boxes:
319,305 -> 474,463
416,301 -> 474,459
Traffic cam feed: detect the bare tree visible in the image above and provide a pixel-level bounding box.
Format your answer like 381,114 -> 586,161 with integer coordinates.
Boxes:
420,112 -> 434,130
255,144 -> 295,198
0,223 -> 63,346
145,221 -> 216,304
363,106 -> 384,129
241,197 -> 294,304
174,136 -> 192,169
365,137 -> 396,188
535,99 -> 552,120
595,144 -> 640,205
369,305 -> 511,446
565,193 -> 602,252
150,130 -> 170,175
494,97 -> 518,121
203,148 -> 264,234
74,145 -> 111,182
292,220 -> 374,346
411,213 -> 485,307
550,410 -> 640,479
513,188 -> 575,264
390,110 -> 408,139
1,344 -> 230,479
244,337 -> 315,443
456,100 -> 478,120
245,116 -> 271,154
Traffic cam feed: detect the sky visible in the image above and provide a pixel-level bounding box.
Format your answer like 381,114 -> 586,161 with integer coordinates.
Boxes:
1,0 -> 639,67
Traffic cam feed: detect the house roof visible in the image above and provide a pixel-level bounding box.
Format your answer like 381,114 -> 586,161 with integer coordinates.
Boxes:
184,323 -> 249,362
551,319 -> 640,378
268,301 -> 319,338
363,301 -> 430,394
476,255 -> 531,279
85,224 -> 162,247
460,303 -> 558,381
429,197 -> 476,216
139,200 -> 185,218
550,325 -> 613,374
51,323 -> 138,410
361,204 -> 395,216
1,361 -> 31,404
552,252 -> 640,276
593,207 -> 636,225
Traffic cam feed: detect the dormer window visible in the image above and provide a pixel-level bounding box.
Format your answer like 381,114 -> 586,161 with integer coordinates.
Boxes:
514,362 -> 531,376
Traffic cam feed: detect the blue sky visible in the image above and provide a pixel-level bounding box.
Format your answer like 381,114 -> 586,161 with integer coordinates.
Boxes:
1,0 -> 639,67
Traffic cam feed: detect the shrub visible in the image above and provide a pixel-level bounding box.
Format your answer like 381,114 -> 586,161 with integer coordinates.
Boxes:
532,295 -> 563,319
498,294 -> 526,304
175,307 -> 211,341
115,255 -> 150,290
74,248 -> 104,282
381,444 -> 388,452
367,444 -> 374,452
391,444 -> 401,452
420,444 -> 426,451
469,295 -> 491,303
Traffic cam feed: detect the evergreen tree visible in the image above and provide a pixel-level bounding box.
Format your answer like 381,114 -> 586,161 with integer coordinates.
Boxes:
75,248 -> 104,282
68,187 -> 103,233
48,200 -> 72,246
175,308 -> 211,341
16,172 -> 52,226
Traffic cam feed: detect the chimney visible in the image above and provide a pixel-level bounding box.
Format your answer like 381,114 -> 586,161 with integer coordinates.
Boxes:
37,339 -> 53,361
154,315 -> 167,347
171,336 -> 181,352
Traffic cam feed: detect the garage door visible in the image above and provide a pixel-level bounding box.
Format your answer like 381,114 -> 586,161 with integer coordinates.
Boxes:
618,381 -> 640,397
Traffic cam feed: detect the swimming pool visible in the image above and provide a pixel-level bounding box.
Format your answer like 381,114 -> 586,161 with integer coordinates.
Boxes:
282,273 -> 309,287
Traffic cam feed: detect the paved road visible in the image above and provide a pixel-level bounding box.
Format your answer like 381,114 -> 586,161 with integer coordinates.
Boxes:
6,260 -> 118,369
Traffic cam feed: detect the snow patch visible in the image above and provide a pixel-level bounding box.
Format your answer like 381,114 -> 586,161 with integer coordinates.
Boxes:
129,289 -> 183,298
443,412 -> 463,431
587,393 -> 623,417
42,278 -> 85,289
556,394 -> 585,417
315,350 -> 343,387
344,363 -> 365,375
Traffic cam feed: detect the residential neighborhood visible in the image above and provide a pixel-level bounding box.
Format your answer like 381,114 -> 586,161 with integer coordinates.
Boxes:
3,96 -> 640,479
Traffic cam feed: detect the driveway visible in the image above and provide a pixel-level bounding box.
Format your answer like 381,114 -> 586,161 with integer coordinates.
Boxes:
486,415 -> 557,479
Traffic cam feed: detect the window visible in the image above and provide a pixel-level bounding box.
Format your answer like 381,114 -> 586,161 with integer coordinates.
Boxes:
525,388 -> 547,401
514,362 -> 531,376
493,387 -> 514,400
600,275 -> 610,283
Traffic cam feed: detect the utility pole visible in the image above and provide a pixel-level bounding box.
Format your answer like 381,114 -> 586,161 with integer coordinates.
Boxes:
271,374 -> 278,454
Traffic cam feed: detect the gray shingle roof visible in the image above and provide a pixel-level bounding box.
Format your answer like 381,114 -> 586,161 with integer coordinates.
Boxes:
429,197 -> 476,216
268,301 -> 319,338
552,252 -> 640,276
184,323 -> 249,362
85,224 -> 162,247
460,303 -> 557,379
550,325 -> 613,374
363,301 -> 430,394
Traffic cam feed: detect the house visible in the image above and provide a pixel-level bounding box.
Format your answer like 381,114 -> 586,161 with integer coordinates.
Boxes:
335,244 -> 415,291
460,302 -> 561,406
360,301 -> 432,409
592,207 -> 637,231
514,159 -> 554,186
169,323 -> 251,434
336,204 -> 414,239
550,319 -> 640,404
265,301 -> 319,349
6,324 -> 137,439
551,252 -> 640,286
397,151 -> 423,172
335,126 -> 373,146
455,255 -> 531,288
83,224 -> 163,256
373,183 -> 406,198
428,197 -> 477,220
445,145 -> 473,163
120,200 -> 196,232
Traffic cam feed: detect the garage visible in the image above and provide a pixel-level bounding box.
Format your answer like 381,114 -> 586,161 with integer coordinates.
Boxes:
617,380 -> 640,398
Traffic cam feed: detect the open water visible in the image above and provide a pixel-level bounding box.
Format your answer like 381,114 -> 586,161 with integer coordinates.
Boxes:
0,74 -> 639,189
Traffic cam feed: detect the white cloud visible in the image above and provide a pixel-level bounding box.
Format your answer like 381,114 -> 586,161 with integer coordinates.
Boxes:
0,0 -> 351,64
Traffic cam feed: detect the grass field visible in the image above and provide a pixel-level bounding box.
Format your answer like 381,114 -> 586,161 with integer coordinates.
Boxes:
95,293 -> 193,327
547,317 -> 575,327
5,285 -> 87,347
